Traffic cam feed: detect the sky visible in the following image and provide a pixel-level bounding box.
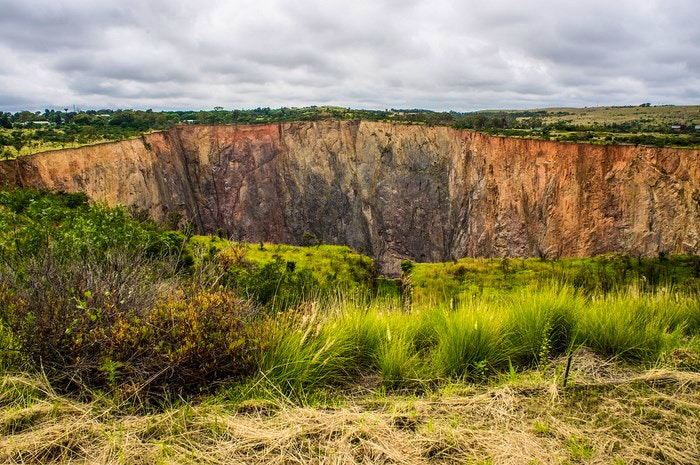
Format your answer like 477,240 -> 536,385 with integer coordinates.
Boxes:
1,0 -> 698,112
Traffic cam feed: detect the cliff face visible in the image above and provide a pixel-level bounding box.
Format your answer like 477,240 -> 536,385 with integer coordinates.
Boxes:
2,121 -> 700,274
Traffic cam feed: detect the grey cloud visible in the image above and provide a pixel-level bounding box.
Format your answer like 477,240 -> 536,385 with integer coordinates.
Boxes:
0,0 -> 698,111
0,2 -> 134,52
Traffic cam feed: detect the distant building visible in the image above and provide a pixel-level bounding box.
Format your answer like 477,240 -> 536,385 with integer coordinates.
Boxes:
695,125 -> 700,130
183,120 -> 196,124
670,124 -> 686,131
29,121 -> 51,126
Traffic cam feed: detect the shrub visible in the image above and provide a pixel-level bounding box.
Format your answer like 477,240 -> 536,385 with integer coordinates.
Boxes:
0,243 -> 177,392
105,288 -> 258,397
0,189 -> 257,398
224,259 -> 321,310
1,268 -> 257,398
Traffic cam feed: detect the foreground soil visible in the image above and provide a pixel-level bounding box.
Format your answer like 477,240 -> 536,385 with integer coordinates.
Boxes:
1,356 -> 699,464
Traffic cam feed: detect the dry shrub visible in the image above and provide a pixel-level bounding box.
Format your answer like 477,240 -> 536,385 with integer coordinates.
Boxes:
0,244 -> 174,385
0,243 -> 259,399
106,287 -> 259,398
215,242 -> 248,270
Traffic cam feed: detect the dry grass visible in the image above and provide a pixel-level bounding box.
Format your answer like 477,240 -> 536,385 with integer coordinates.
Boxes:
538,105 -> 700,126
1,354 -> 699,465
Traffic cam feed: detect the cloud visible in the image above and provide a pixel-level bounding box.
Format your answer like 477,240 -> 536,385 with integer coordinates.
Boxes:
0,0 -> 698,111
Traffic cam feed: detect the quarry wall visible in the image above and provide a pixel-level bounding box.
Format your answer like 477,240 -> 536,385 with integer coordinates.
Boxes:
2,121 -> 699,274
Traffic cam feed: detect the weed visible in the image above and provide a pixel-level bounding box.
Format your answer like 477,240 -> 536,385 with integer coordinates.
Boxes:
567,434 -> 594,461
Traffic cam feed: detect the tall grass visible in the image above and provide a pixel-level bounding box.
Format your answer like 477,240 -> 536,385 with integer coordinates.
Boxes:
574,289 -> 688,362
249,283 -> 700,395
505,285 -> 582,366
255,304 -> 357,398
375,327 -> 422,387
431,301 -> 507,379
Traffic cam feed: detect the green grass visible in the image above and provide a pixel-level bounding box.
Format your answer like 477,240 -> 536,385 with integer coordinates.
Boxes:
574,290 -> 686,362
189,235 -> 376,303
504,286 -> 581,366
2,188 -> 700,400
240,284 -> 700,395
408,254 -> 700,304
255,310 -> 356,399
432,301 -> 507,379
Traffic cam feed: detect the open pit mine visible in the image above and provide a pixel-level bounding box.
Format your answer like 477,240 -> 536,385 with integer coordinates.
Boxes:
2,121 -> 699,274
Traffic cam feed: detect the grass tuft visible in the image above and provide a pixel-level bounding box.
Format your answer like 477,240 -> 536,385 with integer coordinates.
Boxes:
432,302 -> 507,379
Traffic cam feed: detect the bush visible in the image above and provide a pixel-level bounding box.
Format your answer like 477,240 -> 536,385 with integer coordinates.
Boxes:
0,267 -> 258,398
105,288 -> 258,397
0,188 -> 254,398
224,259 -> 321,310
0,242 -> 177,393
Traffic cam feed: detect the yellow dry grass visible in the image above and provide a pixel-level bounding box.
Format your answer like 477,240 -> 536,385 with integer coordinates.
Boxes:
537,105 -> 700,126
1,360 -> 699,464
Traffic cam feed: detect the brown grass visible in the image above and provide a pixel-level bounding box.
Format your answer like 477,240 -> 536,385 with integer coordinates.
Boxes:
1,359 -> 699,464
537,105 -> 700,126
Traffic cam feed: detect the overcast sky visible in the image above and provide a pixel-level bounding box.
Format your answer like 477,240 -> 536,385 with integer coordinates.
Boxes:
1,0 -> 698,112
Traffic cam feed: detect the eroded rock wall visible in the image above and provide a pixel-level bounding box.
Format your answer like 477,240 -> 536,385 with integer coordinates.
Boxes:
2,121 -> 699,274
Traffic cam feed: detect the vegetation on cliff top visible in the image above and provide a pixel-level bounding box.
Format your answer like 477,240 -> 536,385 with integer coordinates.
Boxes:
1,188 -> 699,463
1,104 -> 699,159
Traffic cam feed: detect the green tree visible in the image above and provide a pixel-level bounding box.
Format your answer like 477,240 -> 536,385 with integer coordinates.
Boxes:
0,112 -> 12,129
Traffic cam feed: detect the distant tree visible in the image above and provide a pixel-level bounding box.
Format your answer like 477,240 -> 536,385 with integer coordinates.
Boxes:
0,112 -> 11,129
73,113 -> 94,125
13,111 -> 35,124
11,140 -> 24,155
525,117 -> 543,129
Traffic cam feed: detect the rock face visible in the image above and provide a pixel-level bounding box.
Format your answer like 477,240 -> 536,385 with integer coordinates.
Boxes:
2,121 -> 700,274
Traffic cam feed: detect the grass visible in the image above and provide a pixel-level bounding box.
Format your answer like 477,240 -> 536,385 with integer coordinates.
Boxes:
408,254 -> 700,304
254,305 -> 357,399
2,277 -> 700,463
2,189 -> 700,462
432,301 -> 507,379
229,283 -> 700,401
1,368 -> 699,464
504,286 -> 581,366
190,236 -> 377,301
537,105 -> 700,127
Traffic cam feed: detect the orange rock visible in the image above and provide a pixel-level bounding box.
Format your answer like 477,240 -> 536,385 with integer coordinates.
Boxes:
2,121 -> 699,274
